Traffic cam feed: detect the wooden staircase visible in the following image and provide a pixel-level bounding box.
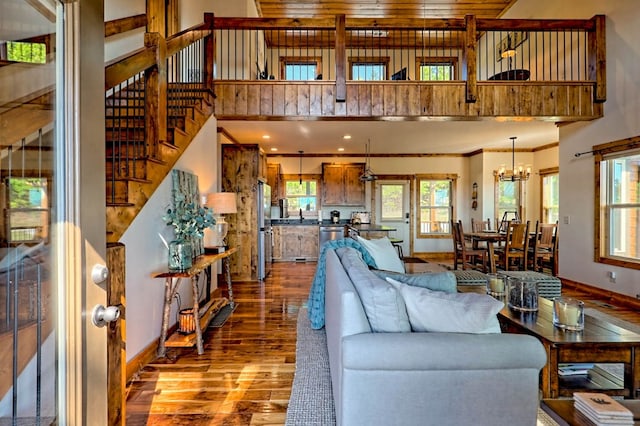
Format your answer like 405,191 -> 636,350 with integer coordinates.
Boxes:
105,83 -> 214,243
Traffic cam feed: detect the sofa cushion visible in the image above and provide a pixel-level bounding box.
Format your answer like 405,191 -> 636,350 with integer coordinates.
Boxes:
338,248 -> 410,332
386,277 -> 503,334
372,269 -> 457,293
355,236 -> 405,273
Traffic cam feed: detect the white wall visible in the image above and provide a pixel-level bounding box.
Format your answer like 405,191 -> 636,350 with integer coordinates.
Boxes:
506,0 -> 640,295
104,0 -> 145,62
121,116 -> 219,361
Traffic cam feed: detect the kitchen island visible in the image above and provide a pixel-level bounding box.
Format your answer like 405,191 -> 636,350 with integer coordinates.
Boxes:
346,223 -> 396,239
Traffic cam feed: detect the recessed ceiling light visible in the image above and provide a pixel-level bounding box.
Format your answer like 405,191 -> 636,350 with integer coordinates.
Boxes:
338,147 -> 345,152
343,135 -> 352,140
270,147 -> 278,151
262,135 -> 271,139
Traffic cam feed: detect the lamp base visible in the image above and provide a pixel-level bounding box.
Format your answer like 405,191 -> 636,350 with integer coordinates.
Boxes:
204,216 -> 228,247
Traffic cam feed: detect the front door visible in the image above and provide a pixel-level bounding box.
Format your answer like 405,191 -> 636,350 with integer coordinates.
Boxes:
375,180 -> 411,256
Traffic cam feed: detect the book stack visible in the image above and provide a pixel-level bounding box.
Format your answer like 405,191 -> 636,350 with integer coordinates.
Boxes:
588,364 -> 624,389
573,392 -> 634,425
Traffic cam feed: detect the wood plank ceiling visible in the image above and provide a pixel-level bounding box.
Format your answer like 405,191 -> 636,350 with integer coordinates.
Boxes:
254,0 -> 518,19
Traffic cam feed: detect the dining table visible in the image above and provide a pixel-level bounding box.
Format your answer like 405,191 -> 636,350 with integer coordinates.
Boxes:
466,231 -> 506,273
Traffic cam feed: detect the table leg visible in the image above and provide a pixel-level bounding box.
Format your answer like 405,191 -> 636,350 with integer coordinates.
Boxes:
158,277 -> 179,358
191,275 -> 204,355
224,256 -> 235,308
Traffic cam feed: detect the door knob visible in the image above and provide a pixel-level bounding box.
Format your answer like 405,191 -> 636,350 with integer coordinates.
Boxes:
92,304 -> 121,328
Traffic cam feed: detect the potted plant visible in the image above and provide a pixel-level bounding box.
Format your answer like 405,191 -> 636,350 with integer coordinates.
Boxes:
163,193 -> 215,270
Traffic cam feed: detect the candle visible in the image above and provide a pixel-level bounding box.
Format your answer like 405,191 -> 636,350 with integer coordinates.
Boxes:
490,278 -> 504,293
553,297 -> 584,331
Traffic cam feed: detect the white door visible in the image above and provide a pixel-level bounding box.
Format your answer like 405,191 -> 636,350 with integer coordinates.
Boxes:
57,0 -> 108,423
375,180 -> 411,256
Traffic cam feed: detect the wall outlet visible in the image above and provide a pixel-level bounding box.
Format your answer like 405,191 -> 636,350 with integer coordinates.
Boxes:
608,271 -> 616,283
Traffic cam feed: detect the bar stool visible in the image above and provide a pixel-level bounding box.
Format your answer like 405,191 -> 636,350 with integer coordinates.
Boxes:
389,238 -> 404,259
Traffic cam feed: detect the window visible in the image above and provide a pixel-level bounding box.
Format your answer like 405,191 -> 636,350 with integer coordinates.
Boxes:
285,178 -> 318,214
279,56 -> 321,80
416,57 -> 457,81
494,177 -> 521,227
380,184 -> 404,220
3,177 -> 50,243
540,167 -> 559,224
596,141 -> 640,268
3,41 -> 47,64
417,175 -> 456,237
349,57 -> 389,80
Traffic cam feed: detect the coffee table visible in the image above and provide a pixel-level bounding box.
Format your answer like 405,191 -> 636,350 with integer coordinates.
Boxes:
541,398 -> 640,425
498,297 -> 640,399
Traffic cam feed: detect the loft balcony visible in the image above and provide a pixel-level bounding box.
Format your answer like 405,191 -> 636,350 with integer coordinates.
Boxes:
212,15 -> 605,122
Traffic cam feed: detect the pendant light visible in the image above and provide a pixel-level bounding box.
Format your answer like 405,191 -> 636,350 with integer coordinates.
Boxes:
298,150 -> 303,184
359,139 -> 377,182
498,137 -> 531,182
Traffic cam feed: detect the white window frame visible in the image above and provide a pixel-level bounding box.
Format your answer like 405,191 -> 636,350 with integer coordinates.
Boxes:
416,174 -> 456,238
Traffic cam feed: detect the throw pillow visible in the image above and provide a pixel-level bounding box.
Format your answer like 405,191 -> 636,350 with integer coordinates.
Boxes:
339,248 -> 410,332
355,236 -> 405,273
372,270 -> 457,294
386,277 -> 503,334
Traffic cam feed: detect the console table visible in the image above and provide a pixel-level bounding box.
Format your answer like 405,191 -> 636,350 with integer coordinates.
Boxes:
152,247 -> 237,357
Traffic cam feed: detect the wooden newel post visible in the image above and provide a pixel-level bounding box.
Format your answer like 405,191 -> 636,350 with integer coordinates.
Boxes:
204,13 -> 215,91
588,14 -> 606,103
464,15 -> 477,103
144,32 -> 167,152
335,14 -> 346,102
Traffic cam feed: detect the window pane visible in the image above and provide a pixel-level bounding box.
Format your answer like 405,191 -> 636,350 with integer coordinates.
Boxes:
542,174 -> 559,223
497,180 -> 519,221
381,184 -> 403,220
285,179 -> 317,213
609,206 -> 640,258
420,64 -> 452,81
418,179 -> 452,235
285,64 -> 316,80
352,64 -> 385,81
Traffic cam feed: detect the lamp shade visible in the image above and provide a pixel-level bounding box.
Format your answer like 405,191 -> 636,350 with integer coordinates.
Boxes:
205,192 -> 237,215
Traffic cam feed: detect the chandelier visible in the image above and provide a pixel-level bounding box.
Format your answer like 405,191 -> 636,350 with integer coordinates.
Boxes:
498,136 -> 531,182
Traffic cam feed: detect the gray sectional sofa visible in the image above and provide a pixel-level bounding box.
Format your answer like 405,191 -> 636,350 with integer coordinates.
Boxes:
324,247 -> 547,426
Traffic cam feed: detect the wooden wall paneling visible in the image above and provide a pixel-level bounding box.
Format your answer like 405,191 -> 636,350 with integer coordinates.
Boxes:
396,85 -> 410,116
223,84 -> 236,116
235,84 -> 248,115
519,85 -> 533,116
346,85 -> 359,116
358,85 -> 372,116
272,85 -> 285,115
310,85 -> 322,115
371,85 -> 384,116
406,85 -> 420,116
247,84 -> 261,115
322,84 -> 336,115
297,85 -> 310,116
260,84 -> 274,115
541,86 -> 556,116
383,85 -> 396,115
580,85 -> 594,116
420,84 -> 433,115
284,85 -> 297,115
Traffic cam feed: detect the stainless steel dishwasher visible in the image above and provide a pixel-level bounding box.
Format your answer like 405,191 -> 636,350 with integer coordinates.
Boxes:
319,225 -> 344,252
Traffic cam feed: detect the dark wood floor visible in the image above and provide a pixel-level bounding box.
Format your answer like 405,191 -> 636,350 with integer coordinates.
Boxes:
125,261 -> 640,425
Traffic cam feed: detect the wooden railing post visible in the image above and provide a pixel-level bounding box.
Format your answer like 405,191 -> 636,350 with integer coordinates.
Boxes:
464,15 -> 477,103
204,13 -> 215,91
589,14 -> 606,102
335,14 -> 346,102
144,32 -> 167,153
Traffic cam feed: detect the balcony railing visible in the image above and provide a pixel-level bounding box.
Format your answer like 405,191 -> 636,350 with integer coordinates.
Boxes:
212,15 -> 606,104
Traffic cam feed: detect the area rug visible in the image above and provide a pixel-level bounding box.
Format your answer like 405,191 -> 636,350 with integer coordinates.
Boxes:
286,307 -> 558,426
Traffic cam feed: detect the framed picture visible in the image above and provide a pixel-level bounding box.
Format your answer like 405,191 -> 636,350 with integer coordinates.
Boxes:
496,31 -> 528,62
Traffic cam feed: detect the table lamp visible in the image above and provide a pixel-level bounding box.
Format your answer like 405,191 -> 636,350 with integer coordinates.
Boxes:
204,192 -> 237,247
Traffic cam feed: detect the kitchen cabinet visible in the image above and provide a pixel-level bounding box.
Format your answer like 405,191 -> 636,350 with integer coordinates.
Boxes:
266,163 -> 281,205
273,225 -> 318,261
321,163 -> 365,206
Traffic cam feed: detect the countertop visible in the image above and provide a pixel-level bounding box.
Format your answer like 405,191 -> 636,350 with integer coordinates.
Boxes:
347,224 -> 397,232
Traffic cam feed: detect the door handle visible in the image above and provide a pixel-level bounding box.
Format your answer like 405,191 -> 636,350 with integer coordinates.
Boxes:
92,304 -> 121,328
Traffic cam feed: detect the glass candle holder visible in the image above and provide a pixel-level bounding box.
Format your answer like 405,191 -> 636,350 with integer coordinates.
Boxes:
507,277 -> 539,312
553,297 -> 585,331
486,273 -> 506,296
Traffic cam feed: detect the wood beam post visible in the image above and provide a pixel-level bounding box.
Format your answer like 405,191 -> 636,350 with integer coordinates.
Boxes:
464,15 -> 477,103
335,14 -> 346,102
588,14 -> 606,103
204,13 -> 215,91
144,33 -> 167,152
146,0 -> 166,37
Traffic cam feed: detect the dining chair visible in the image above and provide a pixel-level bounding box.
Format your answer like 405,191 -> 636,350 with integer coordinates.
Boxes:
451,220 -> 487,272
494,220 -> 530,271
471,218 -> 492,232
528,221 -> 558,273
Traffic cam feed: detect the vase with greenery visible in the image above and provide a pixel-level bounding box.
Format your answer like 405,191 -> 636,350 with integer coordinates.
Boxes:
163,194 -> 215,270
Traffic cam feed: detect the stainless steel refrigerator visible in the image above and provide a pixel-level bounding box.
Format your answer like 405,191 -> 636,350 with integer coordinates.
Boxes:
258,181 -> 272,280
